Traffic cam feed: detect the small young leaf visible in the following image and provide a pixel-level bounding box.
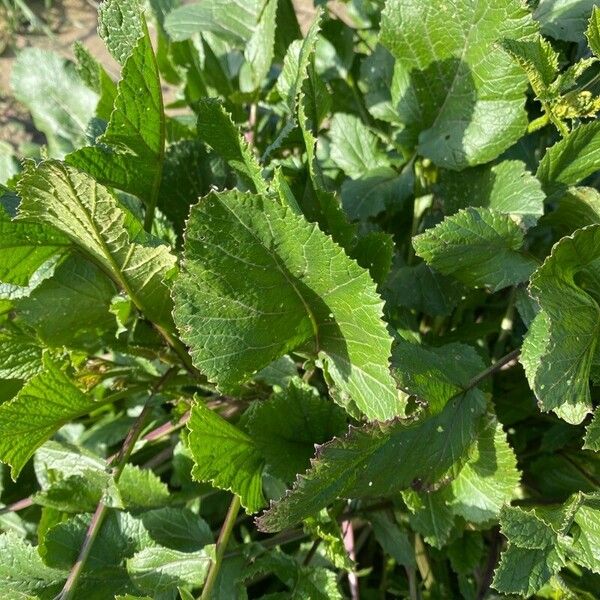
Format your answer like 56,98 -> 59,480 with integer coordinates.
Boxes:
329,113 -> 388,179
187,401 -> 265,513
537,120 -> 600,199
195,99 -> 267,194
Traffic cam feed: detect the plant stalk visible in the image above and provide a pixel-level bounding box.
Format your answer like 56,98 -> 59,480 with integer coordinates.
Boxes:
55,369 -> 175,600
200,494 -> 241,600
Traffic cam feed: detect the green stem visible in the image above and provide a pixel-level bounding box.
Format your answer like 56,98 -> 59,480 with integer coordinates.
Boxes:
527,113 -> 550,133
56,403 -> 154,600
55,368 -> 176,600
200,495 -> 242,600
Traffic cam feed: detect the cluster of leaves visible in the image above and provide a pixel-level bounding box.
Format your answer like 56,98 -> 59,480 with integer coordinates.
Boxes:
2,0 -> 600,598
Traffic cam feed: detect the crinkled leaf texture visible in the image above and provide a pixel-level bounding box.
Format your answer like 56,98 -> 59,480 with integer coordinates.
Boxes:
413,207 -> 537,292
172,189 -> 402,420
379,0 -> 535,169
537,120 -> 600,199
257,389 -> 487,532
0,355 -> 97,479
187,401 -> 266,513
493,493 -> 600,596
17,161 -> 177,330
67,1 -> 165,208
521,224 -> 600,424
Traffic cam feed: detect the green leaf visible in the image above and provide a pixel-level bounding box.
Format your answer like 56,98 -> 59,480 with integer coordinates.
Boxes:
172,189 -> 401,420
537,121 -> 600,199
32,441 -> 121,512
41,510 -> 152,597
118,464 -> 170,509
392,340 -> 485,415
98,0 -> 145,65
0,532 -> 65,598
521,224 -> 600,424
329,113 -> 388,179
127,546 -> 213,594
379,0 -> 535,169
239,0 -> 278,92
73,41 -> 118,122
303,512 -> 353,570
448,417 -> 520,523
534,0 -> 598,43
11,49 -> 97,158
502,34 -> 560,99
437,160 -> 545,224
67,11 -> 165,210
585,408 -> 600,450
586,6 -> 600,56
384,262 -> 466,317
257,390 -> 487,532
545,186 -> 600,235
140,508 -> 213,552
17,161 -> 177,330
0,356 -> 98,479
15,254 -> 117,348
187,401 -> 265,513
195,99 -> 267,194
165,0 -> 263,43
492,506 -> 564,596
0,204 -> 70,287
246,379 -> 347,482
0,331 -> 42,380
341,165 -> 413,221
370,513 -> 415,568
413,207 -> 537,291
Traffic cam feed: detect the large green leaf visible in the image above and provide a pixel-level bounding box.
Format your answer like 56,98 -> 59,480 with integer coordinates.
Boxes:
257,389 -> 487,532
67,6 -> 165,210
172,189 -> 401,420
0,356 -> 98,479
10,48 -> 97,158
187,401 -> 265,513
537,121 -> 600,199
379,0 -> 535,169
521,225 -> 600,424
413,207 -> 537,291
17,161 -> 176,330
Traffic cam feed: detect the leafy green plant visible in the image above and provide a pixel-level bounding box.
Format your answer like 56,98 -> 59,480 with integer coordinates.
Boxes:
2,0 -> 600,598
